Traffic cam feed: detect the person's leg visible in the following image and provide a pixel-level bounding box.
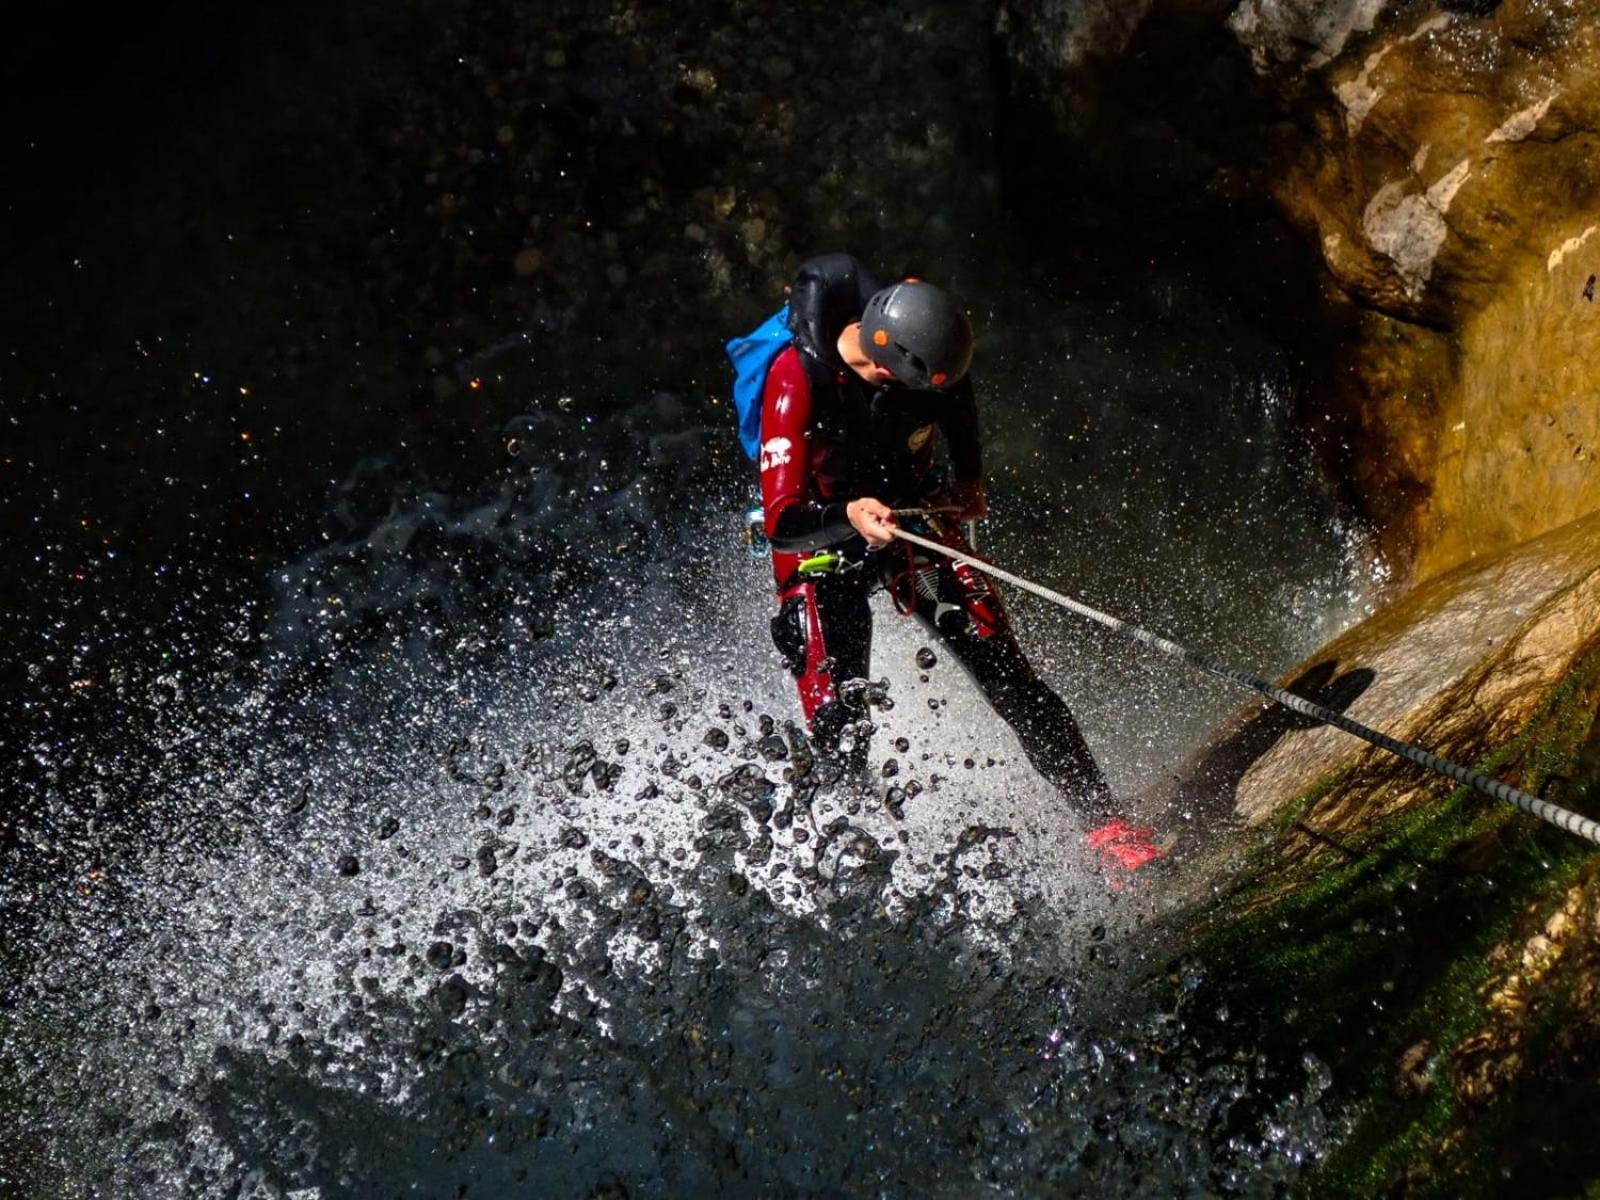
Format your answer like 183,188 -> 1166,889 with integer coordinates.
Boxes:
884,531 -> 1114,821
770,569 -> 873,760
947,629 -> 1114,820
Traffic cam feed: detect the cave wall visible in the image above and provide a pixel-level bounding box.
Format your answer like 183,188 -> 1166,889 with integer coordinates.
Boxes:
0,0 -> 1004,728
998,0 -> 1600,584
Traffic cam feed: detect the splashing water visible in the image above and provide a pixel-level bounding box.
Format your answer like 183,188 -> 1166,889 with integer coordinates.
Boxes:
2,293 -> 1373,1196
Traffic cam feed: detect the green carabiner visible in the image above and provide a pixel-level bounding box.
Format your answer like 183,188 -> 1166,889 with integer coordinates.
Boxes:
797,551 -> 844,577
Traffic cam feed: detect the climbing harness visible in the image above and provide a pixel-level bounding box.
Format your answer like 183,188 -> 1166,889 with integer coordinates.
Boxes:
892,505 -> 979,552
886,540 -> 933,616
891,527 -> 1600,848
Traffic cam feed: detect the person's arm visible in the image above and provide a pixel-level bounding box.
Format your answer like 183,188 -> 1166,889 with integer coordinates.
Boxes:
761,348 -> 899,551
761,348 -> 854,552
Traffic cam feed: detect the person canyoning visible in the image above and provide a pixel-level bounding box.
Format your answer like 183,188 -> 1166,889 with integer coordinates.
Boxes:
727,252 -> 1163,876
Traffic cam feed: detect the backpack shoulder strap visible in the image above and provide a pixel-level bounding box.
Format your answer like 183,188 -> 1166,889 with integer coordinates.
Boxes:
725,304 -> 793,459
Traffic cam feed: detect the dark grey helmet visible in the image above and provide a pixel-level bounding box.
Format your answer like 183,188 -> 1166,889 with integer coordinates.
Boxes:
859,279 -> 973,390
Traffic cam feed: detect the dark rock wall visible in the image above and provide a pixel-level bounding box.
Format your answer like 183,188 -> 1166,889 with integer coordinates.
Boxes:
0,0 -> 1000,728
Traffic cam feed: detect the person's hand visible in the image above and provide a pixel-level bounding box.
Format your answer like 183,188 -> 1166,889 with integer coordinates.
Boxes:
931,478 -> 988,521
846,497 -> 898,548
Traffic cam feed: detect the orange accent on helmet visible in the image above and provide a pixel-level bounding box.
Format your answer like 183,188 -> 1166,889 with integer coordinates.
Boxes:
931,372 -> 948,386
873,329 -> 889,347
905,276 -> 921,283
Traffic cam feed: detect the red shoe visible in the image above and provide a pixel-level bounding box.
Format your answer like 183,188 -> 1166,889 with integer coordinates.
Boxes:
1084,817 -> 1167,887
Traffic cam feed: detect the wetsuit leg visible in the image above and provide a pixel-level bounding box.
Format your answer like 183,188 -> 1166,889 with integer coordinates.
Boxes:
771,570 -> 873,755
885,536 -> 1114,820
944,624 -> 1114,820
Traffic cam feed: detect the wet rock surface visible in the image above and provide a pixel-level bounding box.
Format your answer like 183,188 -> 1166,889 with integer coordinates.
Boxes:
1150,510 -> 1600,1197
997,0 -> 1600,584
1155,508 -> 1600,838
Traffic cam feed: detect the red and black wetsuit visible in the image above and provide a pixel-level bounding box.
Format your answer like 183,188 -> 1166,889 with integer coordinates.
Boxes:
760,254 -> 1112,816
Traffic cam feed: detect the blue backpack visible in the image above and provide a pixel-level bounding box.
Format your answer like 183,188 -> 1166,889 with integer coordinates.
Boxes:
724,304 -> 792,459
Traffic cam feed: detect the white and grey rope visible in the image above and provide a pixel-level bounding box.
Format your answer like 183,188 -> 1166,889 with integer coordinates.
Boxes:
892,526 -> 1600,847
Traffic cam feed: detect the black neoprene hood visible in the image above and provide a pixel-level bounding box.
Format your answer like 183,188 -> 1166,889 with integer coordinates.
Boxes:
787,253 -> 881,369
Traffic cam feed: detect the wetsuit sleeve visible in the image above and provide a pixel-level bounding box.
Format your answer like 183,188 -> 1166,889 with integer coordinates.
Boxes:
761,347 -> 855,553
939,380 -> 982,481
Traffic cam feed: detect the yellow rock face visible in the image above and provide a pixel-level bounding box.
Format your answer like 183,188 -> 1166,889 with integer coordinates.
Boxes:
1263,5 -> 1600,580
1002,1 -> 1600,582
1009,10 -> 1600,1170
1426,232 -> 1600,576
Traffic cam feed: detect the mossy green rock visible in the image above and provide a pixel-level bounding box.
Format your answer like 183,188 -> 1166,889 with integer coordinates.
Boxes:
1153,510 -> 1600,1197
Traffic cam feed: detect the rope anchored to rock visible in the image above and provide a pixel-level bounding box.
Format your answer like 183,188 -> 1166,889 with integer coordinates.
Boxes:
891,526 -> 1600,848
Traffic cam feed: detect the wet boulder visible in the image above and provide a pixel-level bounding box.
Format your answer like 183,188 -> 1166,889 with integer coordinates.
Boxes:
1155,509 -> 1600,840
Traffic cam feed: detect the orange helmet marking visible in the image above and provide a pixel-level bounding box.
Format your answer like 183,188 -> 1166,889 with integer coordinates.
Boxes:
873,329 -> 889,347
931,372 -> 947,386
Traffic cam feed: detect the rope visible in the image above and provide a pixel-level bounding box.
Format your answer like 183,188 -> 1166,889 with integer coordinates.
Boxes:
891,526 -> 1600,848
888,505 -> 963,520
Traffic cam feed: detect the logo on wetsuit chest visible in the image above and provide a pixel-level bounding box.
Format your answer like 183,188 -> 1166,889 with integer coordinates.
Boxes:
760,436 -> 793,472
907,424 -> 934,453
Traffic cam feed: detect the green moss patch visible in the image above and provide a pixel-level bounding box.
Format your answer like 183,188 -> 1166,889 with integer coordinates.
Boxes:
1168,643 -> 1600,1198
